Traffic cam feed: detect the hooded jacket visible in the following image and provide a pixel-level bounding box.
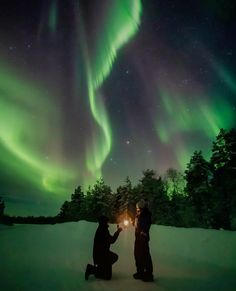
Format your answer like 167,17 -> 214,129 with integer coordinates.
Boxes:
93,224 -> 120,265
135,207 -> 152,241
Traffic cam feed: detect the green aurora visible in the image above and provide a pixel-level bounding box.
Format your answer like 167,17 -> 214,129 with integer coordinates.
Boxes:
0,0 -> 235,214
0,0 -> 142,197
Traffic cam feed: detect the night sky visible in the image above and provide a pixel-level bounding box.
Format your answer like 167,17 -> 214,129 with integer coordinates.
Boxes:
0,0 -> 235,215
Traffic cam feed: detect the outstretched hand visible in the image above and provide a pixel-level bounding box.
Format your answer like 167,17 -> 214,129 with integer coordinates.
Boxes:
117,224 -> 123,233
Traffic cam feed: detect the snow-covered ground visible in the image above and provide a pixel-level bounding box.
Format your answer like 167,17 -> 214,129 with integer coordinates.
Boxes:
0,221 -> 236,291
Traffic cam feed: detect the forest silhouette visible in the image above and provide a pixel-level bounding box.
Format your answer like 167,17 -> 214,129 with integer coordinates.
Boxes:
1,128 -> 236,230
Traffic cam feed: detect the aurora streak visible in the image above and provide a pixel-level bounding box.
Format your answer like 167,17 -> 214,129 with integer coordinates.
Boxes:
0,0 -> 235,215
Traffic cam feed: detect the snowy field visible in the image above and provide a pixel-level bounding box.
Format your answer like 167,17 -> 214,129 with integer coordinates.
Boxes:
0,221 -> 236,291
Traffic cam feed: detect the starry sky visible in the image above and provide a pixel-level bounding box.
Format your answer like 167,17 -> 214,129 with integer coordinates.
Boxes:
0,0 -> 235,215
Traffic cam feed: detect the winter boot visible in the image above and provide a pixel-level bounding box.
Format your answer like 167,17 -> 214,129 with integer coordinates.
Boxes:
142,272 -> 154,282
133,272 -> 144,280
85,264 -> 95,280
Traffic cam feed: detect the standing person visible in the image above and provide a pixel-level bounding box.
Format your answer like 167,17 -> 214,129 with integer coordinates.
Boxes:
85,215 -> 122,280
133,199 -> 154,282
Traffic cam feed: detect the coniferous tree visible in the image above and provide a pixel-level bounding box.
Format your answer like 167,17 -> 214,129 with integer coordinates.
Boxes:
210,128 -> 236,229
57,186 -> 85,221
85,178 -> 113,221
58,201 -> 70,220
114,177 -> 135,222
163,168 -> 186,198
168,192 -> 190,227
83,186 -> 95,221
0,197 -> 5,217
163,168 -> 188,226
70,186 -> 85,220
185,151 -> 212,228
135,169 -> 169,225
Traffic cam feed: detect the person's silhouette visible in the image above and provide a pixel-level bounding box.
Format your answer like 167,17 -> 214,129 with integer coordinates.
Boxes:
133,199 -> 154,282
85,215 -> 122,280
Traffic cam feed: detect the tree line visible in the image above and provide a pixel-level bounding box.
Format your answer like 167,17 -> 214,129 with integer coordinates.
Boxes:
1,128 -> 235,230
58,128 -> 236,230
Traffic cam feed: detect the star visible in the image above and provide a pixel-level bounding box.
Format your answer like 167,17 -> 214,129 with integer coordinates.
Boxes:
181,79 -> 191,85
109,157 -> 117,165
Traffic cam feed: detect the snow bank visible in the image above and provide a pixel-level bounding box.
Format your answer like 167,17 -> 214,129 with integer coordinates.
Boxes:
151,225 -> 236,270
0,222 -> 235,290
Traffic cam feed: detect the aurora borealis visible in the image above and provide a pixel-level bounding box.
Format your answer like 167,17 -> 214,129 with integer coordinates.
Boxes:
0,0 -> 235,215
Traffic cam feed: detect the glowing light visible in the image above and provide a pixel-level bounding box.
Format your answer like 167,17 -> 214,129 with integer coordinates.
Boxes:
123,219 -> 129,227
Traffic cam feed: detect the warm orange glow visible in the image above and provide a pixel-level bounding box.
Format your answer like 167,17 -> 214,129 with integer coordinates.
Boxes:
124,219 -> 129,227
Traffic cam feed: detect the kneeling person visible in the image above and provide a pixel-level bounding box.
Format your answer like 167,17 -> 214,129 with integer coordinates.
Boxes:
85,215 -> 122,280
